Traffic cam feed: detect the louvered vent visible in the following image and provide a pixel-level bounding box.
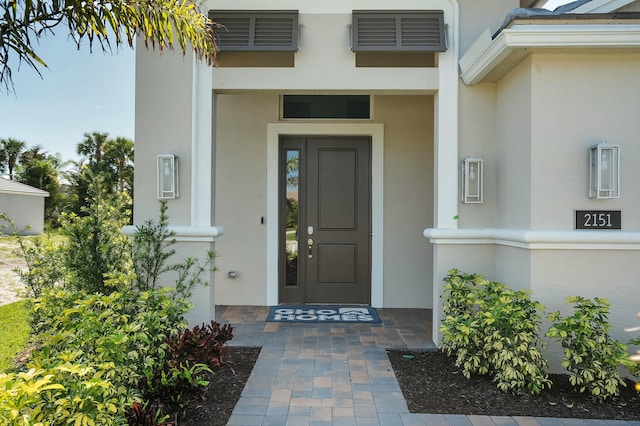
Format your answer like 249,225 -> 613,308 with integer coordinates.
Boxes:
211,11 -> 298,51
352,11 -> 446,52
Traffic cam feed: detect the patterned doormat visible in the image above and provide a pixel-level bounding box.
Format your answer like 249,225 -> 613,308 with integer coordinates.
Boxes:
266,305 -> 381,323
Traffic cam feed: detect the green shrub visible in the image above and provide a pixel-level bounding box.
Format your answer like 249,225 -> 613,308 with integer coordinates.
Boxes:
440,269 -> 550,395
479,285 -> 550,394
0,183 -> 222,424
60,178 -> 133,294
0,301 -> 30,372
0,214 -> 66,299
32,289 -> 189,384
627,312 -> 640,379
440,270 -> 489,377
547,296 -> 634,400
0,365 -> 132,426
13,231 -> 67,298
132,200 -> 176,292
2,286 -> 196,424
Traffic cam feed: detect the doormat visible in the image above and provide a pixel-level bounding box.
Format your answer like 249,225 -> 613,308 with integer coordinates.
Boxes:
266,306 -> 381,323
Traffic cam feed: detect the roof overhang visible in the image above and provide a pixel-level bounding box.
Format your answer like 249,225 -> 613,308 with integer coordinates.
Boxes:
569,0 -> 636,14
0,189 -> 49,197
460,16 -> 640,85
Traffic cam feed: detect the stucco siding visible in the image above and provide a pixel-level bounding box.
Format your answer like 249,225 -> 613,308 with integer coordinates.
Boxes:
531,250 -> 640,372
134,41 -> 194,225
530,53 -> 640,229
214,94 -> 278,305
496,56 -> 533,228
458,0 -> 519,54
493,245 -> 530,292
0,194 -> 45,235
375,95 -> 434,308
458,82 -> 498,228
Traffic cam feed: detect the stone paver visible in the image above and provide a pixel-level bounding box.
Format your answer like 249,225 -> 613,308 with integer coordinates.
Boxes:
217,306 -> 640,426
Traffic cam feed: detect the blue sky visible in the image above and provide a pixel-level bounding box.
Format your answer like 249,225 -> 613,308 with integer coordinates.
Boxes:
0,1 -> 571,163
0,36 -> 135,162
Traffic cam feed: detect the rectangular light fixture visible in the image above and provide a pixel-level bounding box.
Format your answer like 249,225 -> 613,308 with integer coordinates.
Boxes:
589,144 -> 619,199
157,154 -> 179,199
462,157 -> 483,204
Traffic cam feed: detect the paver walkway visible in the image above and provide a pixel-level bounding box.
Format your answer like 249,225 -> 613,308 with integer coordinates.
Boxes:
216,305 -> 640,426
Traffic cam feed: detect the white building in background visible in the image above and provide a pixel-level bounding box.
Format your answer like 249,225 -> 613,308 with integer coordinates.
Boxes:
134,0 -> 640,360
0,178 -> 49,235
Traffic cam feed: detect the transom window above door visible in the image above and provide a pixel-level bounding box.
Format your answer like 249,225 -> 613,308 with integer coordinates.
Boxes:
282,95 -> 371,120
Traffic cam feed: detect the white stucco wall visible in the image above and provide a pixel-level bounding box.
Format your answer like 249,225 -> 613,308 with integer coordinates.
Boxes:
458,0 -> 519,54
376,96 -> 435,308
214,94 -> 277,305
134,40 -> 194,225
532,250 -> 640,373
0,194 -> 46,235
457,82 -> 498,228
496,56 -> 533,229
530,53 -> 640,229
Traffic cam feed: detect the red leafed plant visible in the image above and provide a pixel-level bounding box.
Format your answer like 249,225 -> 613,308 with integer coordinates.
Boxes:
167,321 -> 234,368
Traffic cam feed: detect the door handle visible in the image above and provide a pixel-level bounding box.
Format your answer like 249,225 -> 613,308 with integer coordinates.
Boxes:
307,238 -> 313,258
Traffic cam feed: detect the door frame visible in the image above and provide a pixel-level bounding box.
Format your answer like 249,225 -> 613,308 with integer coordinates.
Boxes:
266,123 -> 385,307
278,136 -> 372,304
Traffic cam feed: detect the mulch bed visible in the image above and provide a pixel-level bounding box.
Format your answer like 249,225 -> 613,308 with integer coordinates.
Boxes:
180,346 -> 261,426
387,350 -> 640,420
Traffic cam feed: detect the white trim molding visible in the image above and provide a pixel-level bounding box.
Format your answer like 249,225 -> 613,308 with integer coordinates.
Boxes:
191,57 -> 214,226
122,225 -> 224,242
460,24 -> 640,85
424,227 -> 640,250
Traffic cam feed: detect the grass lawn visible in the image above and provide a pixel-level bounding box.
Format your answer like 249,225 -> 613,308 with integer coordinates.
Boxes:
0,300 -> 30,372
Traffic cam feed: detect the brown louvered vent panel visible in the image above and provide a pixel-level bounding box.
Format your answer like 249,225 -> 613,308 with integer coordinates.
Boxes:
352,11 -> 446,52
215,17 -> 251,47
211,11 -> 299,51
254,17 -> 295,47
357,18 -> 397,47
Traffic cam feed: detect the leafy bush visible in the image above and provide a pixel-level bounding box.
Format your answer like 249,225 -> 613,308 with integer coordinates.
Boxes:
167,321 -> 234,368
0,364 -> 132,426
0,301 -> 29,373
140,321 -> 235,415
59,177 -> 133,294
440,271 -> 489,376
0,214 -> 66,298
0,191 -> 224,424
440,269 -> 550,395
626,312 -> 640,380
30,289 -> 190,385
13,231 -> 66,298
547,296 -> 634,400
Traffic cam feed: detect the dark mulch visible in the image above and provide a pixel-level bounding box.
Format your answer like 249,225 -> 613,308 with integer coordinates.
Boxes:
387,350 -> 640,420
180,346 -> 261,426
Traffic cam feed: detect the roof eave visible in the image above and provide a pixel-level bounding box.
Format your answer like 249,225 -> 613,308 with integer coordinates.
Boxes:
460,23 -> 640,85
0,190 -> 50,197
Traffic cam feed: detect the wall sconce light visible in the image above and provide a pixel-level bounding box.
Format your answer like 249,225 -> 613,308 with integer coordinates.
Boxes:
589,143 -> 619,199
462,157 -> 483,203
157,154 -> 179,199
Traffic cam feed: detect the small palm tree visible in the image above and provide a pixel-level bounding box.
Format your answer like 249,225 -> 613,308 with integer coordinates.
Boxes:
0,138 -> 26,180
104,136 -> 134,193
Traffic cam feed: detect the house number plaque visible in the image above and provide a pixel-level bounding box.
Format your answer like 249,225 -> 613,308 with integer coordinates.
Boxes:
575,210 -> 621,230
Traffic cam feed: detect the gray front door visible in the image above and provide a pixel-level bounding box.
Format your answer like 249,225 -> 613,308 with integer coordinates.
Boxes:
279,137 -> 371,304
